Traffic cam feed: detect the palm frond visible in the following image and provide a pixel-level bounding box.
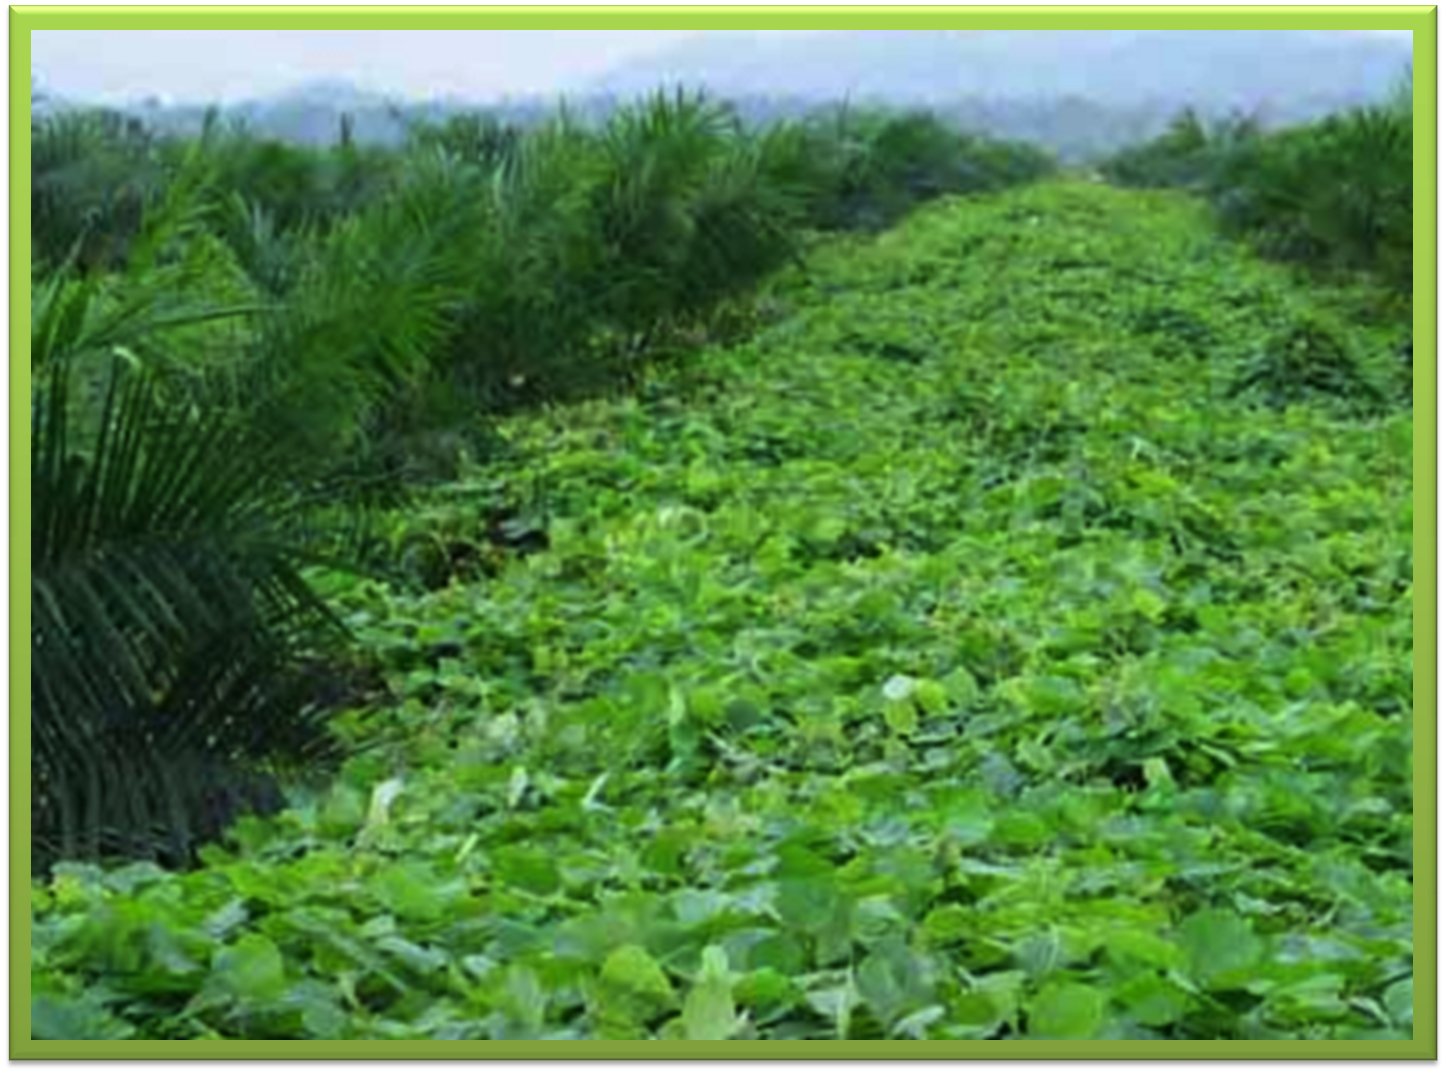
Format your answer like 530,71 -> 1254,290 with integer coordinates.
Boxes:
31,348 -> 342,873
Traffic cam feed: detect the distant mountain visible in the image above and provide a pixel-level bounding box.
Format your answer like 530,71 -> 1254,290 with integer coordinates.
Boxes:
31,31 -> 1412,163
30,73 -> 75,118
587,30 -> 1410,115
69,78 -> 409,147
264,78 -> 391,109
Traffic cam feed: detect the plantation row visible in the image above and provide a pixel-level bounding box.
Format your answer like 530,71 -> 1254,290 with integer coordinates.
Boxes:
33,177 -> 1413,1041
33,94 -> 1060,873
1100,75 -> 1414,300
31,88 -> 1413,1039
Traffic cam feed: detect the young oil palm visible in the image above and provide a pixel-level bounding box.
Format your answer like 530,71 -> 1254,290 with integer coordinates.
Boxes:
31,111 -> 163,274
31,298 -> 345,872
29,172 -> 359,873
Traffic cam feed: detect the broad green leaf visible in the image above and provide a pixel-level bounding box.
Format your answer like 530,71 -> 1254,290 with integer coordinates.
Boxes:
363,777 -> 406,836
882,675 -> 918,703
208,934 -> 288,1007
883,696 -> 920,736
1383,977 -> 1413,1027
1142,758 -> 1174,789
857,937 -> 934,1030
682,946 -> 740,1040
375,935 -> 447,976
500,965 -> 549,1033
1178,910 -> 1263,988
805,979 -> 858,1040
600,944 -> 677,1014
941,667 -> 980,706
201,899 -> 249,941
493,846 -> 563,896
506,766 -> 531,809
284,980 -> 348,1039
31,993 -> 136,1041
1104,929 -> 1183,970
1014,930 -> 1063,982
1028,982 -> 1107,1039
933,788 -> 995,846
1116,972 -> 1192,1028
368,862 -> 447,922
914,678 -> 951,716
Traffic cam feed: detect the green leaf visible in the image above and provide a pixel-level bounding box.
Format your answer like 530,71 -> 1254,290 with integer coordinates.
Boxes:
941,667 -> 980,706
600,944 -> 678,1015
375,935 -> 447,976
1178,909 -> 1263,988
883,696 -> 920,736
493,845 -> 563,896
31,992 -> 136,1040
506,766 -> 531,809
776,876 -> 853,965
1104,928 -> 1183,970
882,675 -> 917,703
499,964 -> 549,1033
857,937 -> 934,1030
1014,931 -> 1063,982
368,862 -> 446,922
208,933 -> 288,1007
1383,977 -> 1413,1027
805,978 -> 858,1040
1142,757 -> 1175,789
914,678 -> 951,716
363,777 -> 406,835
283,980 -> 348,1039
1116,972 -> 1192,1028
933,787 -> 995,846
682,946 -> 740,1040
1028,982 -> 1107,1039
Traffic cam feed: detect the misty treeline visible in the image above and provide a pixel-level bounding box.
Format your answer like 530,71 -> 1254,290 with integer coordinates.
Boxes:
1100,69 -> 1414,298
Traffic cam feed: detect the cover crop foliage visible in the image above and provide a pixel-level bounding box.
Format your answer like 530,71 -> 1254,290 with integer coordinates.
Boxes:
29,86 -> 1411,1041
31,90 -> 1055,875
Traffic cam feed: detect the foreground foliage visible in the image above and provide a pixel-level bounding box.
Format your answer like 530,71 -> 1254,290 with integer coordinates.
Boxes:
32,182 -> 1413,1040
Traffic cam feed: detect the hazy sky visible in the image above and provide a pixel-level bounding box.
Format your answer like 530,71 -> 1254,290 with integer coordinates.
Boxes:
34,30 -> 720,103
33,29 -> 1412,105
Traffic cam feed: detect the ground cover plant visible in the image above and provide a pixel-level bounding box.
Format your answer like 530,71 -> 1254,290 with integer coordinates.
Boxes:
29,91 -> 1061,877
30,160 -> 1412,1040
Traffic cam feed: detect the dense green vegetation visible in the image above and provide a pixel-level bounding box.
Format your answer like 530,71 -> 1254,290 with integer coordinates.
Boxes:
30,88 -> 1413,1041
1101,79 -> 1413,299
30,93 -> 1054,876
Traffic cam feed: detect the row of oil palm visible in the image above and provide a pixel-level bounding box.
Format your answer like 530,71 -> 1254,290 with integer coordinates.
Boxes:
31,91 -> 1056,872
1100,70 -> 1414,296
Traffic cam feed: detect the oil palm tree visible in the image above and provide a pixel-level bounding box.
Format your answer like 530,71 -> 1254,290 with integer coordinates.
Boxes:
30,252 -> 350,871
31,110 -> 164,274
27,160 -> 389,872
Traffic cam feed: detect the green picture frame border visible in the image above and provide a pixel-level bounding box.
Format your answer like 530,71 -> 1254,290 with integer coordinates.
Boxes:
12,5 -> 1435,1060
